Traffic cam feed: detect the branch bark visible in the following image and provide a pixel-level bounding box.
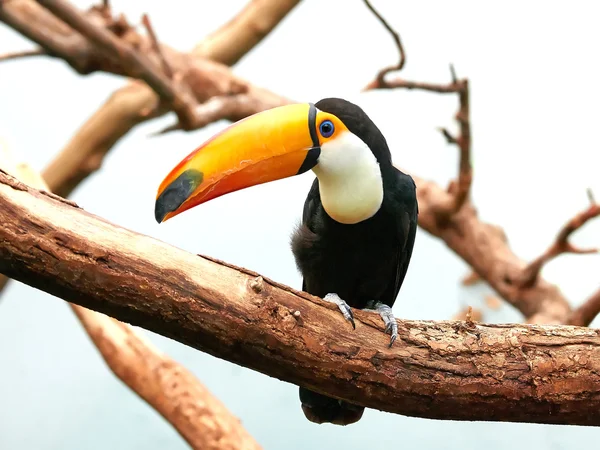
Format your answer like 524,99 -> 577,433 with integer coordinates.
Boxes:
2,169 -> 600,427
0,150 -> 261,450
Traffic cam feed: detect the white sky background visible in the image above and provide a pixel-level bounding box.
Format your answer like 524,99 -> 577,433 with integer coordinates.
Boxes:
1,0 -> 599,449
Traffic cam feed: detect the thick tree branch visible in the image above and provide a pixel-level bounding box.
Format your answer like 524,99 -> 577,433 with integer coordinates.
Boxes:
516,193 -> 600,288
2,170 -> 600,427
0,149 -> 260,450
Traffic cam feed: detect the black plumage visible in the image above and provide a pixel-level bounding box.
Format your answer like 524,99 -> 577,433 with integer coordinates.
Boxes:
290,98 -> 418,425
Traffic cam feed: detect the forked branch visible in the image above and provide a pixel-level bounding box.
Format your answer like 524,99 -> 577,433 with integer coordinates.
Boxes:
517,191 -> 599,288
362,0 -> 405,88
362,4 -> 471,216
36,0 -> 199,129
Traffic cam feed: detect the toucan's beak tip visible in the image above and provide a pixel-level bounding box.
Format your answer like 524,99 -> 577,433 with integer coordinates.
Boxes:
155,169 -> 204,224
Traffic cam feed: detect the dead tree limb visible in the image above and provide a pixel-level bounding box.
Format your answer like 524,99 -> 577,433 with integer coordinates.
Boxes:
516,193 -> 599,288
2,169 -> 600,427
0,149 -> 261,450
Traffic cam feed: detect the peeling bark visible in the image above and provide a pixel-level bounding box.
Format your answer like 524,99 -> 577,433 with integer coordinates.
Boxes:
1,169 -> 600,426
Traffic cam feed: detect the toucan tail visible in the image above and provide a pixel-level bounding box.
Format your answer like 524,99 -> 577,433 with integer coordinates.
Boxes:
299,387 -> 364,425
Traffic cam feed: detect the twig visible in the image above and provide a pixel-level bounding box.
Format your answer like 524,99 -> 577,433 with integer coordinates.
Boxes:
369,72 -> 472,215
36,0 -> 198,129
517,194 -> 600,288
362,9 -> 472,215
0,48 -> 47,63
446,71 -> 472,213
141,13 -> 173,78
363,0 -> 405,88
568,288 -> 600,327
452,305 -> 483,322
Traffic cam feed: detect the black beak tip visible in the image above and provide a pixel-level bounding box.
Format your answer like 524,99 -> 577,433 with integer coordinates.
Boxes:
154,202 -> 167,224
154,169 -> 204,225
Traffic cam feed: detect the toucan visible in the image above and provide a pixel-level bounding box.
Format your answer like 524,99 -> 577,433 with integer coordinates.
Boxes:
154,98 -> 418,426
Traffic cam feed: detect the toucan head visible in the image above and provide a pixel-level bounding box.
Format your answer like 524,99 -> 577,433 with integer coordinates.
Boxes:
154,98 -> 391,224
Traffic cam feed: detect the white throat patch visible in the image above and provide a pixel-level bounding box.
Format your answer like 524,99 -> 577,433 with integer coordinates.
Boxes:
312,131 -> 384,224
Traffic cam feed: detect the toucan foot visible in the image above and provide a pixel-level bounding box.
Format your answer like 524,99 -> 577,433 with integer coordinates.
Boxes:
324,293 -> 355,329
365,301 -> 398,348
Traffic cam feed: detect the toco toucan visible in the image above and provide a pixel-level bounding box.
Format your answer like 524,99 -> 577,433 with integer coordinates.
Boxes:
154,98 -> 418,426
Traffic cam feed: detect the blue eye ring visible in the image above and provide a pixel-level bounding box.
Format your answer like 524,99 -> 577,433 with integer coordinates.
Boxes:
319,120 -> 335,138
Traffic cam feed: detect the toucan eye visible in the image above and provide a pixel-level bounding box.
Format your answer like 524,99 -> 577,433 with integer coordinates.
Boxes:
319,120 -> 335,138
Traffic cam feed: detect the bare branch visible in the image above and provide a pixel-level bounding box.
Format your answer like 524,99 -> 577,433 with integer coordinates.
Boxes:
410,171 -> 571,324
568,288 -> 600,327
0,48 -> 47,63
363,0 -> 405,88
364,20 -> 472,216
379,75 -> 472,216
192,0 -> 302,65
141,13 -> 173,79
2,169 -> 600,426
36,0 -> 200,129
517,196 -> 600,288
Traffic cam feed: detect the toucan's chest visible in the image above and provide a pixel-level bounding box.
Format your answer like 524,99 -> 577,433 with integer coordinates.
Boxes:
291,194 -> 400,305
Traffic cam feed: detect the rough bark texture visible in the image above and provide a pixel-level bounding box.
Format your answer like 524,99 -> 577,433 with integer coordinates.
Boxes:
2,169 -> 600,426
0,148 -> 260,450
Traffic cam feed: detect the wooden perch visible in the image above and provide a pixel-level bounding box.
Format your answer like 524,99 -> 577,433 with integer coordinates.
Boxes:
3,169 -> 600,427
0,149 -> 260,450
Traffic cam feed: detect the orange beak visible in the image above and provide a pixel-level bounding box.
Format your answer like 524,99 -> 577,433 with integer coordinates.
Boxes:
154,103 -> 321,223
